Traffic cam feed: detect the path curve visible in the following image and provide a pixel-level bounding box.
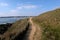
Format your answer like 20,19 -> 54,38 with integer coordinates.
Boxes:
28,17 -> 36,40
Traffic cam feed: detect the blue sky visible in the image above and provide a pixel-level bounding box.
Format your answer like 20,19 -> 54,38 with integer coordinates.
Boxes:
0,0 -> 60,16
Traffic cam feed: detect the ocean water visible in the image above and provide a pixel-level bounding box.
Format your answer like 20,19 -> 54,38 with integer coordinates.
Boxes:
0,18 -> 23,24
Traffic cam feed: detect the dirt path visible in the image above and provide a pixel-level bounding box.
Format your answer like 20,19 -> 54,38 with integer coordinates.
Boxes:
28,17 -> 36,40
28,17 -> 42,40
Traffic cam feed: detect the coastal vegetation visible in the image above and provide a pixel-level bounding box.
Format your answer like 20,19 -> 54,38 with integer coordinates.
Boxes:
32,8 -> 60,40
0,8 -> 60,40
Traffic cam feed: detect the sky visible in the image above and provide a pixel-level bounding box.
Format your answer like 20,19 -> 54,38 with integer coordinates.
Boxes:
0,0 -> 60,16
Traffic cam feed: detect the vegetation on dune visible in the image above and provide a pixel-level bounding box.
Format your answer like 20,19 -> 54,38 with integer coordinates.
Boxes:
8,19 -> 29,32
32,8 -> 60,40
2,18 -> 29,40
0,8 -> 60,40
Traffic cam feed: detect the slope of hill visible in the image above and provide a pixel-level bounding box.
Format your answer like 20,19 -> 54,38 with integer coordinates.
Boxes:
0,8 -> 60,40
2,19 -> 29,40
32,8 -> 60,40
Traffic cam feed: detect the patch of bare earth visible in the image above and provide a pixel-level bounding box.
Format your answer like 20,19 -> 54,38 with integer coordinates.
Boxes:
28,17 -> 42,40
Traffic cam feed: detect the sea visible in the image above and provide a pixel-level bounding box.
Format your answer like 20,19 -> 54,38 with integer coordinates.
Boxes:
0,17 -> 25,24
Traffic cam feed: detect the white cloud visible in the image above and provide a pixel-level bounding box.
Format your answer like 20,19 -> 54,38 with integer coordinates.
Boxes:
17,3 -> 38,9
0,2 -> 8,6
24,5 -> 37,9
0,3 -> 40,16
9,4 -> 38,13
17,5 -> 37,9
10,10 -> 17,13
3,4 -> 39,16
17,7 -> 23,10
0,12 -> 9,17
7,4 -> 38,16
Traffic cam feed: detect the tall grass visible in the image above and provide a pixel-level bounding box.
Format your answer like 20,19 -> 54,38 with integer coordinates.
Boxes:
32,9 -> 60,40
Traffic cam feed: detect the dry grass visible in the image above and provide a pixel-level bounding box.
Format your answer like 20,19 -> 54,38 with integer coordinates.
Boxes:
2,18 -> 29,40
32,8 -> 60,40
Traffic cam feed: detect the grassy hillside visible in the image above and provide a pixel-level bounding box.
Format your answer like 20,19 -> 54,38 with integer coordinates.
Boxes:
1,18 -> 29,40
32,8 -> 60,40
